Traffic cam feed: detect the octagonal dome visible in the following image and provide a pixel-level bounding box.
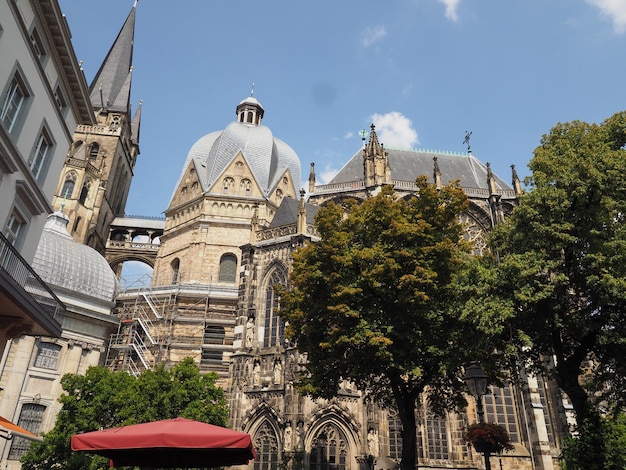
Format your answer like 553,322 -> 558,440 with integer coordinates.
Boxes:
174,95 -> 301,201
33,211 -> 118,303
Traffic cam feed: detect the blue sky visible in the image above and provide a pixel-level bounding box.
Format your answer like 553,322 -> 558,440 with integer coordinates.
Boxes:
59,0 -> 626,220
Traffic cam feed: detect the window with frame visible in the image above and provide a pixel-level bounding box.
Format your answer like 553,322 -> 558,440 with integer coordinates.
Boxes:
61,172 -> 76,198
171,258 -> 180,284
34,342 -> 61,369
30,28 -> 46,63
4,210 -> 26,248
263,270 -> 285,348
79,180 -> 91,205
388,409 -> 403,461
54,86 -> 67,113
483,384 -> 520,442
7,404 -> 45,460
310,423 -> 348,470
201,348 -> 222,365
218,253 -> 237,283
425,413 -> 449,460
253,421 -> 279,470
204,325 -> 225,345
1,74 -> 28,132
29,130 -> 53,182
89,143 -> 99,160
223,177 -> 235,194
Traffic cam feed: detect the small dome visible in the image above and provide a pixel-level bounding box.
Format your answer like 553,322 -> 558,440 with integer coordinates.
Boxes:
33,211 -> 118,303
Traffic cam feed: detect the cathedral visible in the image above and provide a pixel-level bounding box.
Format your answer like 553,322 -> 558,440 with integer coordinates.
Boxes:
0,3 -> 571,470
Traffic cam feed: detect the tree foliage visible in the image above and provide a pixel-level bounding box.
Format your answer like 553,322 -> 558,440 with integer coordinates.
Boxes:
20,358 -> 228,470
279,178 -> 502,470
486,111 -> 626,468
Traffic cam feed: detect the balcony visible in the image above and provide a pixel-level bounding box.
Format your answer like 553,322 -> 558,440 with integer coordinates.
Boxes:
0,232 -> 63,339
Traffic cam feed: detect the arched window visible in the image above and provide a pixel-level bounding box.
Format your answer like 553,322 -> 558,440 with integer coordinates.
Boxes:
72,216 -> 82,233
218,253 -> 237,283
8,404 -> 46,460
241,178 -> 252,196
61,172 -> 76,198
223,177 -> 235,194
89,142 -> 99,159
310,423 -> 348,470
171,258 -> 180,284
253,421 -> 279,470
79,180 -> 91,205
263,269 -> 285,347
388,409 -> 403,461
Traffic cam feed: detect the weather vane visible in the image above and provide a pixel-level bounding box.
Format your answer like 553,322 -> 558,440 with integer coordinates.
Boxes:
463,130 -> 472,154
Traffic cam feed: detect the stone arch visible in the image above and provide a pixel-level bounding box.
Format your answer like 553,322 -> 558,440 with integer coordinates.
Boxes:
305,407 -> 360,470
107,253 -> 156,272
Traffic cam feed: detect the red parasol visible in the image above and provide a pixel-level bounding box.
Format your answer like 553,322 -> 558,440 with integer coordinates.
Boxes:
71,417 -> 256,469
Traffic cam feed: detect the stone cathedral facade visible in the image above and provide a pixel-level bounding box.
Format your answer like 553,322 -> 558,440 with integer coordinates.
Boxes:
0,4 -> 572,470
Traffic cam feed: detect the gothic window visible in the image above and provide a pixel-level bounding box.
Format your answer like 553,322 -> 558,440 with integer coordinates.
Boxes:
72,216 -> 81,234
276,189 -> 283,200
535,376 -> 556,445
483,384 -> 520,442
171,258 -> 180,284
459,213 -> 487,256
263,270 -> 285,348
425,413 -> 449,460
204,325 -> 225,345
388,409 -> 403,461
223,177 -> 235,194
235,161 -> 244,173
7,404 -> 45,460
253,421 -> 279,470
79,180 -> 91,205
310,423 -> 348,470
241,178 -> 252,196
283,176 -> 288,185
34,342 -> 61,370
61,172 -> 76,198
89,142 -> 99,160
219,253 -> 237,283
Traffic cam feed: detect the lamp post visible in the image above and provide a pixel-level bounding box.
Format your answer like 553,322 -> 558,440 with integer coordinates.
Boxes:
463,362 -> 490,470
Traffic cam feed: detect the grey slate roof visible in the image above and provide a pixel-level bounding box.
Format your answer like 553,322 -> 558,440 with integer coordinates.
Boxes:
330,148 -> 513,191
177,122 -> 301,199
269,197 -> 319,228
33,211 -> 118,303
88,6 -> 135,113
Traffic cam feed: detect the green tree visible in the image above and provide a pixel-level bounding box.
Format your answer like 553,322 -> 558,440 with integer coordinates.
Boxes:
21,358 -> 228,470
488,111 -> 626,468
279,179 -> 501,470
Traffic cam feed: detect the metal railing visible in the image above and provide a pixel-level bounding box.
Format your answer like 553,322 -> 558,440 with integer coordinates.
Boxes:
0,231 -> 65,319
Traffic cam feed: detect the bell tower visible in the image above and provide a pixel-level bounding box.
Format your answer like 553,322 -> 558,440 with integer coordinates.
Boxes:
52,5 -> 141,255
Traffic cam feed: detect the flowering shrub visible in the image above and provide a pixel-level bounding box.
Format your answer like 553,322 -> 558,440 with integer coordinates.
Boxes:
463,423 -> 514,454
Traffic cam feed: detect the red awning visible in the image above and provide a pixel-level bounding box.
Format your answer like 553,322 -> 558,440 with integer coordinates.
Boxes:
71,417 -> 256,469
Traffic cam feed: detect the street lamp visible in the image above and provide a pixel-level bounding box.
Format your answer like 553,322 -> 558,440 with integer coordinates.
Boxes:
463,362 -> 490,470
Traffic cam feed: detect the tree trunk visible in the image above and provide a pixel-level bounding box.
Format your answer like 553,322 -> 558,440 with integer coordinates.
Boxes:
391,384 -> 419,470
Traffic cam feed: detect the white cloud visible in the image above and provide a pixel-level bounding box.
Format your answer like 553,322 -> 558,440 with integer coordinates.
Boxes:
320,166 -> 340,185
586,0 -> 626,33
370,112 -> 419,149
361,25 -> 387,47
344,131 -> 354,139
438,0 -> 462,22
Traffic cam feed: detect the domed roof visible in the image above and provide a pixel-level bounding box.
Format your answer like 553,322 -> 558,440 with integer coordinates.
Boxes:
32,211 -> 118,303
174,96 -> 301,199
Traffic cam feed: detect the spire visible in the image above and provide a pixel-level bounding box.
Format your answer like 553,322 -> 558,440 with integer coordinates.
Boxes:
511,164 -> 523,196
433,156 -> 442,189
363,124 -> 391,188
89,5 -> 136,113
297,189 -> 307,235
131,99 -> 143,145
308,162 -> 316,194
486,163 -> 497,195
